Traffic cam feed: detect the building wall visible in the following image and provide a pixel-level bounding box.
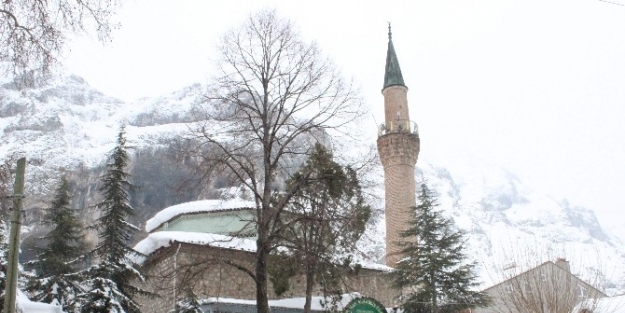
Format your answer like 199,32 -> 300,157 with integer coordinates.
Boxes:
136,243 -> 398,313
473,262 -> 605,313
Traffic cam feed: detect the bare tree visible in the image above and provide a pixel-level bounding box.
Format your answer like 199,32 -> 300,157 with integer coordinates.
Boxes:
0,0 -> 121,82
188,9 -> 366,313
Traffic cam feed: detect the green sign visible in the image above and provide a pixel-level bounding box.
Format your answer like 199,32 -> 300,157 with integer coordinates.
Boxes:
344,297 -> 387,313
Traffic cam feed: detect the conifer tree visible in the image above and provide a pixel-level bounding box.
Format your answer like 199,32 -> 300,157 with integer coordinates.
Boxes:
392,183 -> 489,313
76,127 -> 146,313
26,176 -> 87,311
276,143 -> 371,313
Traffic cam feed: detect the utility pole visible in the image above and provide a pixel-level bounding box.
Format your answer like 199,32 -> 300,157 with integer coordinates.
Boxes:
3,158 -> 25,313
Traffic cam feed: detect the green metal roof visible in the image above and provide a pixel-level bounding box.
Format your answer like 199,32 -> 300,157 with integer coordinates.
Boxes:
383,25 -> 406,89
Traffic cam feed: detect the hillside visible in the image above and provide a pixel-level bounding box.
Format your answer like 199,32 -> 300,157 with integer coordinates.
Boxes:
1,75 -> 623,294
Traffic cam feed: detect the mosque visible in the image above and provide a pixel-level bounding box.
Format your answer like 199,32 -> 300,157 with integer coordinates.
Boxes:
134,27 -> 419,313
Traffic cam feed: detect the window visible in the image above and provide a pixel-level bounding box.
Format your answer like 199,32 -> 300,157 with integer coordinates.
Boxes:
578,285 -> 587,297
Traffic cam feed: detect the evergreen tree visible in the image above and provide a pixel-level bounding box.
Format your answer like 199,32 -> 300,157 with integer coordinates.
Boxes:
76,127 -> 146,313
392,183 -> 489,313
26,177 -> 87,311
275,143 -> 371,313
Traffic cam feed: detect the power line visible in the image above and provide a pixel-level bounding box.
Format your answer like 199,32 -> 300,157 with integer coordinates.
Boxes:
598,0 -> 625,6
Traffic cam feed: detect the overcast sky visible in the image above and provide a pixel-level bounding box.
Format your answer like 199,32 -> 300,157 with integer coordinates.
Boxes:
64,0 -> 625,236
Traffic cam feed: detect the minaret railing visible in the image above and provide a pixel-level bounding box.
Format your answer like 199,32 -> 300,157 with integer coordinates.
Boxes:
378,120 -> 419,137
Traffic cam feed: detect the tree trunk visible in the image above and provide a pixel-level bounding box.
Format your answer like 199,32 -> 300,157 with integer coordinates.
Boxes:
256,231 -> 271,313
304,262 -> 315,313
431,271 -> 437,313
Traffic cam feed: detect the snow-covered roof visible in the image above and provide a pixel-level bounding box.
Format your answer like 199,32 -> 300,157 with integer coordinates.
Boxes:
132,230 -> 390,271
145,199 -> 256,232
132,231 -> 257,263
574,295 -> 625,313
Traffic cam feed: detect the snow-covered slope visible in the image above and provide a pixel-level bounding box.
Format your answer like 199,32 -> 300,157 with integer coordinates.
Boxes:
355,150 -> 625,295
1,75 -> 624,294
418,156 -> 625,294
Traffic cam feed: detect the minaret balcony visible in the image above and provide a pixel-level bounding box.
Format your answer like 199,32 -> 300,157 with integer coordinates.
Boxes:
378,120 -> 419,137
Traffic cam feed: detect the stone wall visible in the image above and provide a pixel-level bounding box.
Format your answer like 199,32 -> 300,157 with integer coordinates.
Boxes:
136,243 -> 399,313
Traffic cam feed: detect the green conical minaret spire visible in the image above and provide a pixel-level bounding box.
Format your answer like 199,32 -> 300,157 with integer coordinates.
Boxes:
383,23 -> 406,89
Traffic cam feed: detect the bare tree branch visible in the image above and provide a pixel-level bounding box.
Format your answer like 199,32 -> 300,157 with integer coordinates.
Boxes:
0,0 -> 121,84
185,9 -> 368,313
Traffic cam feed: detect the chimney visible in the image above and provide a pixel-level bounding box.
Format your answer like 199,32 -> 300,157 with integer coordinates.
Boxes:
555,258 -> 570,272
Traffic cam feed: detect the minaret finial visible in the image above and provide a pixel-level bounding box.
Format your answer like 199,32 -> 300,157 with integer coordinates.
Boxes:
383,23 -> 405,89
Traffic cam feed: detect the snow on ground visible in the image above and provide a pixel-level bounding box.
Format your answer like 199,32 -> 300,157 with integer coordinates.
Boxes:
145,199 -> 256,232
17,290 -> 62,313
201,292 -> 362,311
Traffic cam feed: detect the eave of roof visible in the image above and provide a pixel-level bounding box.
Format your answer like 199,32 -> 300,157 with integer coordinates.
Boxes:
133,231 -> 391,272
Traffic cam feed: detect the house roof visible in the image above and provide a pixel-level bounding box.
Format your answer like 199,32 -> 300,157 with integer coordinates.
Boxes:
575,294 -> 625,313
145,199 -> 256,232
482,260 -> 606,297
132,231 -> 257,264
132,230 -> 393,272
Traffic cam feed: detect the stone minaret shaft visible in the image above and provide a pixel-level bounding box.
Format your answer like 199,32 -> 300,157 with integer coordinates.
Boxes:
377,26 -> 420,266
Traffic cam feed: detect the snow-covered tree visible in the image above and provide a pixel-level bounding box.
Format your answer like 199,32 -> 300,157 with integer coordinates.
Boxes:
26,176 -> 87,311
391,183 -> 489,313
174,289 -> 204,313
76,127 -> 146,313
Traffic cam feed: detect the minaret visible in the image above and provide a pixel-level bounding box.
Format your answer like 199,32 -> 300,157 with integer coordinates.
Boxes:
377,25 -> 420,266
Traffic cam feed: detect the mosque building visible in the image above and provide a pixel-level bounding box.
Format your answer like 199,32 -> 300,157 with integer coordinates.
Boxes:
134,27 -> 418,313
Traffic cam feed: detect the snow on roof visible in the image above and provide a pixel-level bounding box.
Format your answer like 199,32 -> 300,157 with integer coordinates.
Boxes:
132,231 -> 257,262
575,295 -> 625,313
132,230 -> 390,271
201,292 -> 362,311
145,199 -> 256,232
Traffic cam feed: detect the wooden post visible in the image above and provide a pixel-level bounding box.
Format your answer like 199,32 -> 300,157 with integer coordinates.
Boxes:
3,158 -> 26,313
